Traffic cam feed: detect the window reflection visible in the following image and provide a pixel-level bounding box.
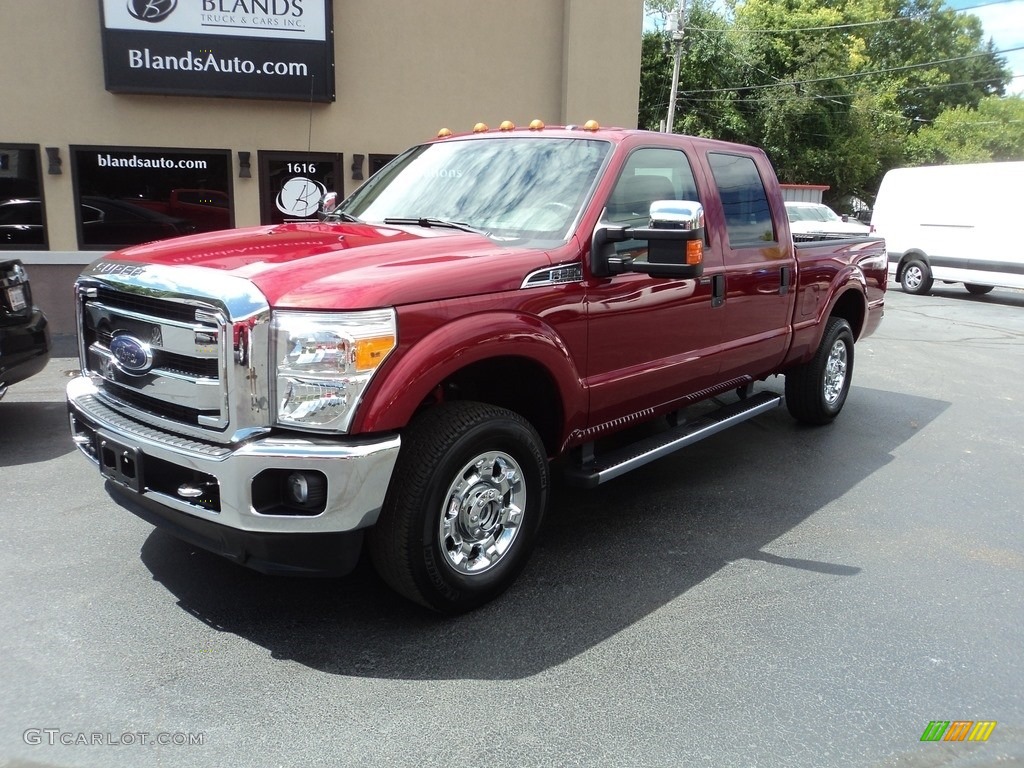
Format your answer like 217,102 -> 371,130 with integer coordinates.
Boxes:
342,138 -> 611,247
71,147 -> 232,249
708,152 -> 775,245
0,146 -> 46,248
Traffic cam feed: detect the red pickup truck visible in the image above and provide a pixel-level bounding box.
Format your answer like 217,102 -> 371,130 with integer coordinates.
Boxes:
66,124 -> 885,612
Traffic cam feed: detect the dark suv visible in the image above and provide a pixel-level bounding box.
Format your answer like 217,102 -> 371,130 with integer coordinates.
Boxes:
0,259 -> 50,399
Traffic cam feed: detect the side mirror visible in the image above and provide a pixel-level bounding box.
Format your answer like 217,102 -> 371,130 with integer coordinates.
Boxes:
317,191 -> 339,221
649,200 -> 703,231
591,200 -> 705,279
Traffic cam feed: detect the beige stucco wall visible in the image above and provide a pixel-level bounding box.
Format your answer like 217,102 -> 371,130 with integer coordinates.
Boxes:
3,0 -> 642,335
25,265 -> 81,347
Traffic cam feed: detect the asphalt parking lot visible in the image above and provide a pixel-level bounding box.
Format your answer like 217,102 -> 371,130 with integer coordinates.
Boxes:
2,284 -> 1022,768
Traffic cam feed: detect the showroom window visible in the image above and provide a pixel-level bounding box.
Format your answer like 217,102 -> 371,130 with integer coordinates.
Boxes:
369,154 -> 397,178
70,146 -> 233,250
0,145 -> 47,249
258,151 -> 342,225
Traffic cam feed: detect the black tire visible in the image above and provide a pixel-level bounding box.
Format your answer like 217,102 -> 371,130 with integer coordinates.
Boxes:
785,317 -> 854,425
368,402 -> 548,613
964,283 -> 993,296
900,259 -> 932,295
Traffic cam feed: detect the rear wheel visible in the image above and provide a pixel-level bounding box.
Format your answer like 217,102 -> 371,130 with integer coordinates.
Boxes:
900,259 -> 933,295
785,317 -> 854,425
368,402 -> 548,613
964,283 -> 993,296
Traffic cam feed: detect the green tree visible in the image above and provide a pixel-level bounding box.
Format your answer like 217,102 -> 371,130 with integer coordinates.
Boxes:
858,0 -> 1009,124
905,95 -> 1024,164
727,0 -> 908,198
640,0 -> 1013,201
639,0 -> 747,139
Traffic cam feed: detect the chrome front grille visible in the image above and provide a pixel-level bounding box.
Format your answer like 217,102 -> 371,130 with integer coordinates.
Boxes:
90,286 -> 202,323
75,262 -> 274,444
83,297 -> 225,425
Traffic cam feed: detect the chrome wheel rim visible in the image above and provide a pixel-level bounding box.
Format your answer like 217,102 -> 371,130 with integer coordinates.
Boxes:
823,339 -> 848,405
438,451 -> 526,575
904,266 -> 923,290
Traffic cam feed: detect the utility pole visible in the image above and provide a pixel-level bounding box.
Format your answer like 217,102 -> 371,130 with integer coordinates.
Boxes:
665,0 -> 687,133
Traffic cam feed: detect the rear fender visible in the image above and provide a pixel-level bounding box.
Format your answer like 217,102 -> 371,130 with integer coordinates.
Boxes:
785,269 -> 868,367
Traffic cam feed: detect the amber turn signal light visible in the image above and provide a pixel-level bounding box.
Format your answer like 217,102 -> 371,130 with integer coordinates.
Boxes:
686,240 -> 703,266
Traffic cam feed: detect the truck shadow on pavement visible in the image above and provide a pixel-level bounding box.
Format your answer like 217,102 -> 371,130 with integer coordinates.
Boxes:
139,384 -> 948,680
0,401 -> 78,466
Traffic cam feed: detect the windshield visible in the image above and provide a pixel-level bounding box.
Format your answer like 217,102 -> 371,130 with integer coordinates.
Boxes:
816,205 -> 842,222
788,204 -> 841,224
337,137 -> 612,246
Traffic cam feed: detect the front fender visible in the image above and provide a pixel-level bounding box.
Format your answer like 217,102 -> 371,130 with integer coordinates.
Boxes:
352,311 -> 587,438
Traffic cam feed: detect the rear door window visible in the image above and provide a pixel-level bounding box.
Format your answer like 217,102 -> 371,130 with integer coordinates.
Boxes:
707,152 -> 775,246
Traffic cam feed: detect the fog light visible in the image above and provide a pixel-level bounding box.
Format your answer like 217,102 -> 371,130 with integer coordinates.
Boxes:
252,469 -> 328,516
288,471 -> 326,507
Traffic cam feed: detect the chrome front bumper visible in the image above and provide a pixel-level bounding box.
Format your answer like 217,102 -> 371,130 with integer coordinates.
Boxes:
67,375 -> 401,540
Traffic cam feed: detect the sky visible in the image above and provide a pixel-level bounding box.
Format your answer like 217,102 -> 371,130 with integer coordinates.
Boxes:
956,0 -> 1024,95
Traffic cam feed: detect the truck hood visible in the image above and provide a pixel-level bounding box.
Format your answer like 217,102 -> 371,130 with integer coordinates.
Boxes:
105,222 -> 557,308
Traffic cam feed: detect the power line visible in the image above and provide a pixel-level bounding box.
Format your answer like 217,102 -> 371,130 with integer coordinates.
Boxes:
651,3 -> 1022,131
655,72 -> 1019,106
685,16 -> 926,34
673,45 -> 1023,96
659,0 -> 1021,35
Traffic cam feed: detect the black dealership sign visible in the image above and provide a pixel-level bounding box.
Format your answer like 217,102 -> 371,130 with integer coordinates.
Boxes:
99,0 -> 335,102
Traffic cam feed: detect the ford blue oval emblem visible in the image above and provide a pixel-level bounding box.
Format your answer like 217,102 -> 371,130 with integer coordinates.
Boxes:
109,334 -> 154,375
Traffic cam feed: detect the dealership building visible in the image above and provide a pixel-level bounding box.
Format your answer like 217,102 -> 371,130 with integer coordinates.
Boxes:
2,0 -> 643,338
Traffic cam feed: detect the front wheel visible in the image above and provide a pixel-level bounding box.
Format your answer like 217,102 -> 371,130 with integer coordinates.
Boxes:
964,283 -> 993,296
785,317 -> 854,425
900,259 -> 933,295
368,402 -> 548,613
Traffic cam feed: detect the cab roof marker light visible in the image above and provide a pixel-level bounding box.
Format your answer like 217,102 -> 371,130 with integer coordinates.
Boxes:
583,120 -> 601,132
499,120 -> 515,131
437,128 -> 453,138
473,122 -> 489,133
529,119 -> 545,130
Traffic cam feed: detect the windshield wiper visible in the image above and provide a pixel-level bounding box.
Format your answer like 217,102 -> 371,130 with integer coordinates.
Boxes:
325,210 -> 363,223
383,217 -> 488,236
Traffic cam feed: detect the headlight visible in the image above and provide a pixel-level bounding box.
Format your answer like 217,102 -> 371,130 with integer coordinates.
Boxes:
272,309 -> 397,432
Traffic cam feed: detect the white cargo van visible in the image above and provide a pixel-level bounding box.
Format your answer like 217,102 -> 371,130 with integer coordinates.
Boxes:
871,161 -> 1024,295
